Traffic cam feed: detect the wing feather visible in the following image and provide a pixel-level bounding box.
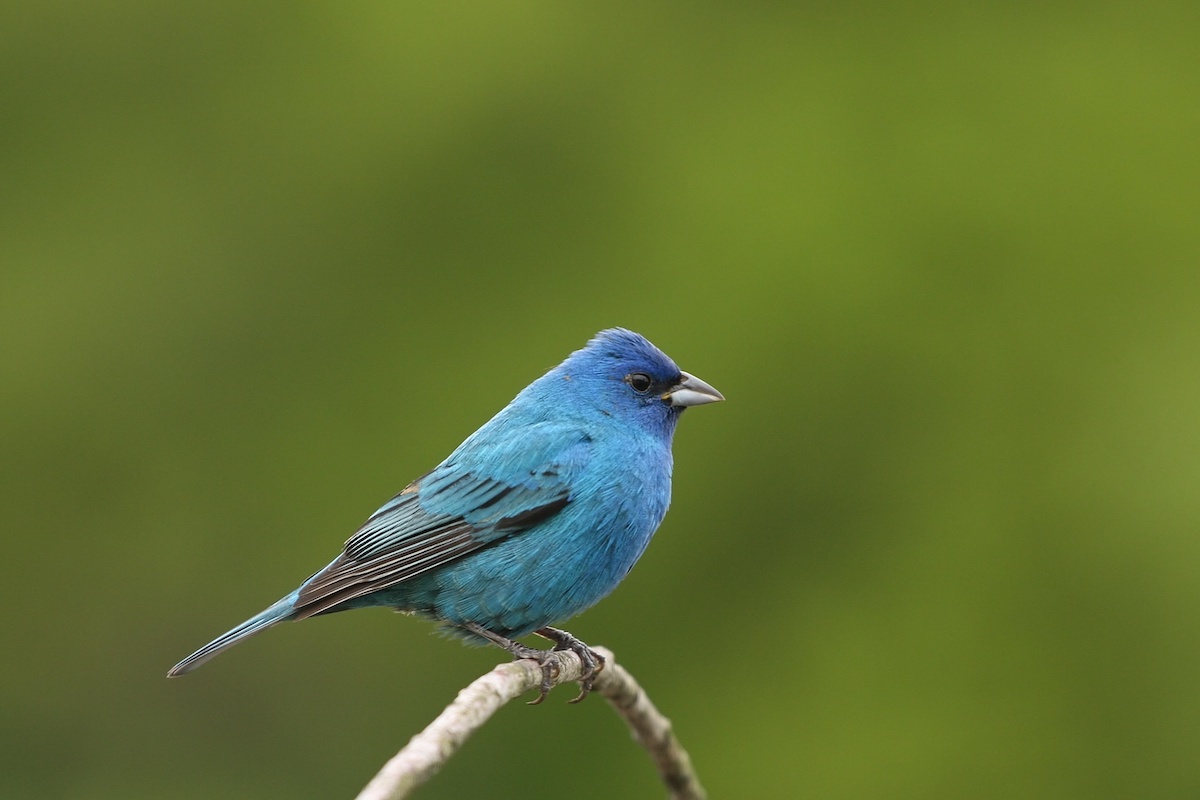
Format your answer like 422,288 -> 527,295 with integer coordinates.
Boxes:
291,427 -> 588,619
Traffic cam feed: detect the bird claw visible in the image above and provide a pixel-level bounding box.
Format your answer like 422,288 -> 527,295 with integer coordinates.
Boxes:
462,622 -> 604,704
490,642 -> 562,705
524,653 -> 561,705
539,626 -> 605,704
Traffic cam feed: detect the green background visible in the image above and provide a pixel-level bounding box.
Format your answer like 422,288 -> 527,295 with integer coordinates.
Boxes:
3,3 -> 1198,798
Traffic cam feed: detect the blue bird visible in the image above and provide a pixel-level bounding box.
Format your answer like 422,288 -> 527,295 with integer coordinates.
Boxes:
167,329 -> 723,702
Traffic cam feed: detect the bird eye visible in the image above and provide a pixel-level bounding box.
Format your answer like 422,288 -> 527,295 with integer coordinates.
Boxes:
627,372 -> 652,393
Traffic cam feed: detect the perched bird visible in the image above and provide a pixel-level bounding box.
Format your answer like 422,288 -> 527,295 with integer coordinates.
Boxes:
167,328 -> 723,702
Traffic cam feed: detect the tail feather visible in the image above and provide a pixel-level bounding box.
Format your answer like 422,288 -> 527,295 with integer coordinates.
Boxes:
167,592 -> 298,677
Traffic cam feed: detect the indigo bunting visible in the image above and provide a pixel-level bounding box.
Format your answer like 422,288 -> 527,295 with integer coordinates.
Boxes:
168,329 -> 723,701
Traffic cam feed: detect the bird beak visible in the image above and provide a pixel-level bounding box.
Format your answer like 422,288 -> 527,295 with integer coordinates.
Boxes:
665,371 -> 725,407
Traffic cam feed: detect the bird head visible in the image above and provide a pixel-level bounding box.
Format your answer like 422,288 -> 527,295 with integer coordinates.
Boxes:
551,328 -> 724,438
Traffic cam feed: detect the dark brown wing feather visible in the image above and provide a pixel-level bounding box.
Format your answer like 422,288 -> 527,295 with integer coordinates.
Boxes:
290,476 -> 569,619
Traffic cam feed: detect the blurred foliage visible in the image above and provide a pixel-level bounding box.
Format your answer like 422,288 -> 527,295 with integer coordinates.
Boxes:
3,2 -> 1199,798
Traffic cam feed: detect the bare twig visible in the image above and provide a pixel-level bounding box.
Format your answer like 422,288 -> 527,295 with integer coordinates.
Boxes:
354,646 -> 706,800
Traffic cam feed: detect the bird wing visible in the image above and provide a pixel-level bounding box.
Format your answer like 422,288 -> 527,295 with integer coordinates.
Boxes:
291,422 -> 591,618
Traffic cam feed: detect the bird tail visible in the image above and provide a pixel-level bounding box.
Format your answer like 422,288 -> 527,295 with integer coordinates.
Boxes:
167,591 -> 299,677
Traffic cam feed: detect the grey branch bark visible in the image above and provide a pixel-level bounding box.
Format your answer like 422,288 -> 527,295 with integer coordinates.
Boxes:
354,646 -> 706,800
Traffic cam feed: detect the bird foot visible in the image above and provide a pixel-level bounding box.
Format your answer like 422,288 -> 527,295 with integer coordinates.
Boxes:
463,623 -> 605,704
536,626 -> 606,704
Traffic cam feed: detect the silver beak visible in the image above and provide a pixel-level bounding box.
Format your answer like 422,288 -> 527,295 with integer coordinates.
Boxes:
665,371 -> 725,408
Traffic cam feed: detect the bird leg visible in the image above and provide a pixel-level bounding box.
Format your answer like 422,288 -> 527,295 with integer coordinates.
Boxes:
463,622 -> 561,704
462,623 -> 604,705
534,626 -> 606,704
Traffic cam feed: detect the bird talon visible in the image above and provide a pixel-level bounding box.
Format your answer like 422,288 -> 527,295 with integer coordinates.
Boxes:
536,626 -> 606,703
521,651 -> 560,704
567,649 -> 605,703
467,622 -> 608,703
567,679 -> 591,704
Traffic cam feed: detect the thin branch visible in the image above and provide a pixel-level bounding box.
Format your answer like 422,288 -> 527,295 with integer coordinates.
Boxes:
354,646 -> 706,800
